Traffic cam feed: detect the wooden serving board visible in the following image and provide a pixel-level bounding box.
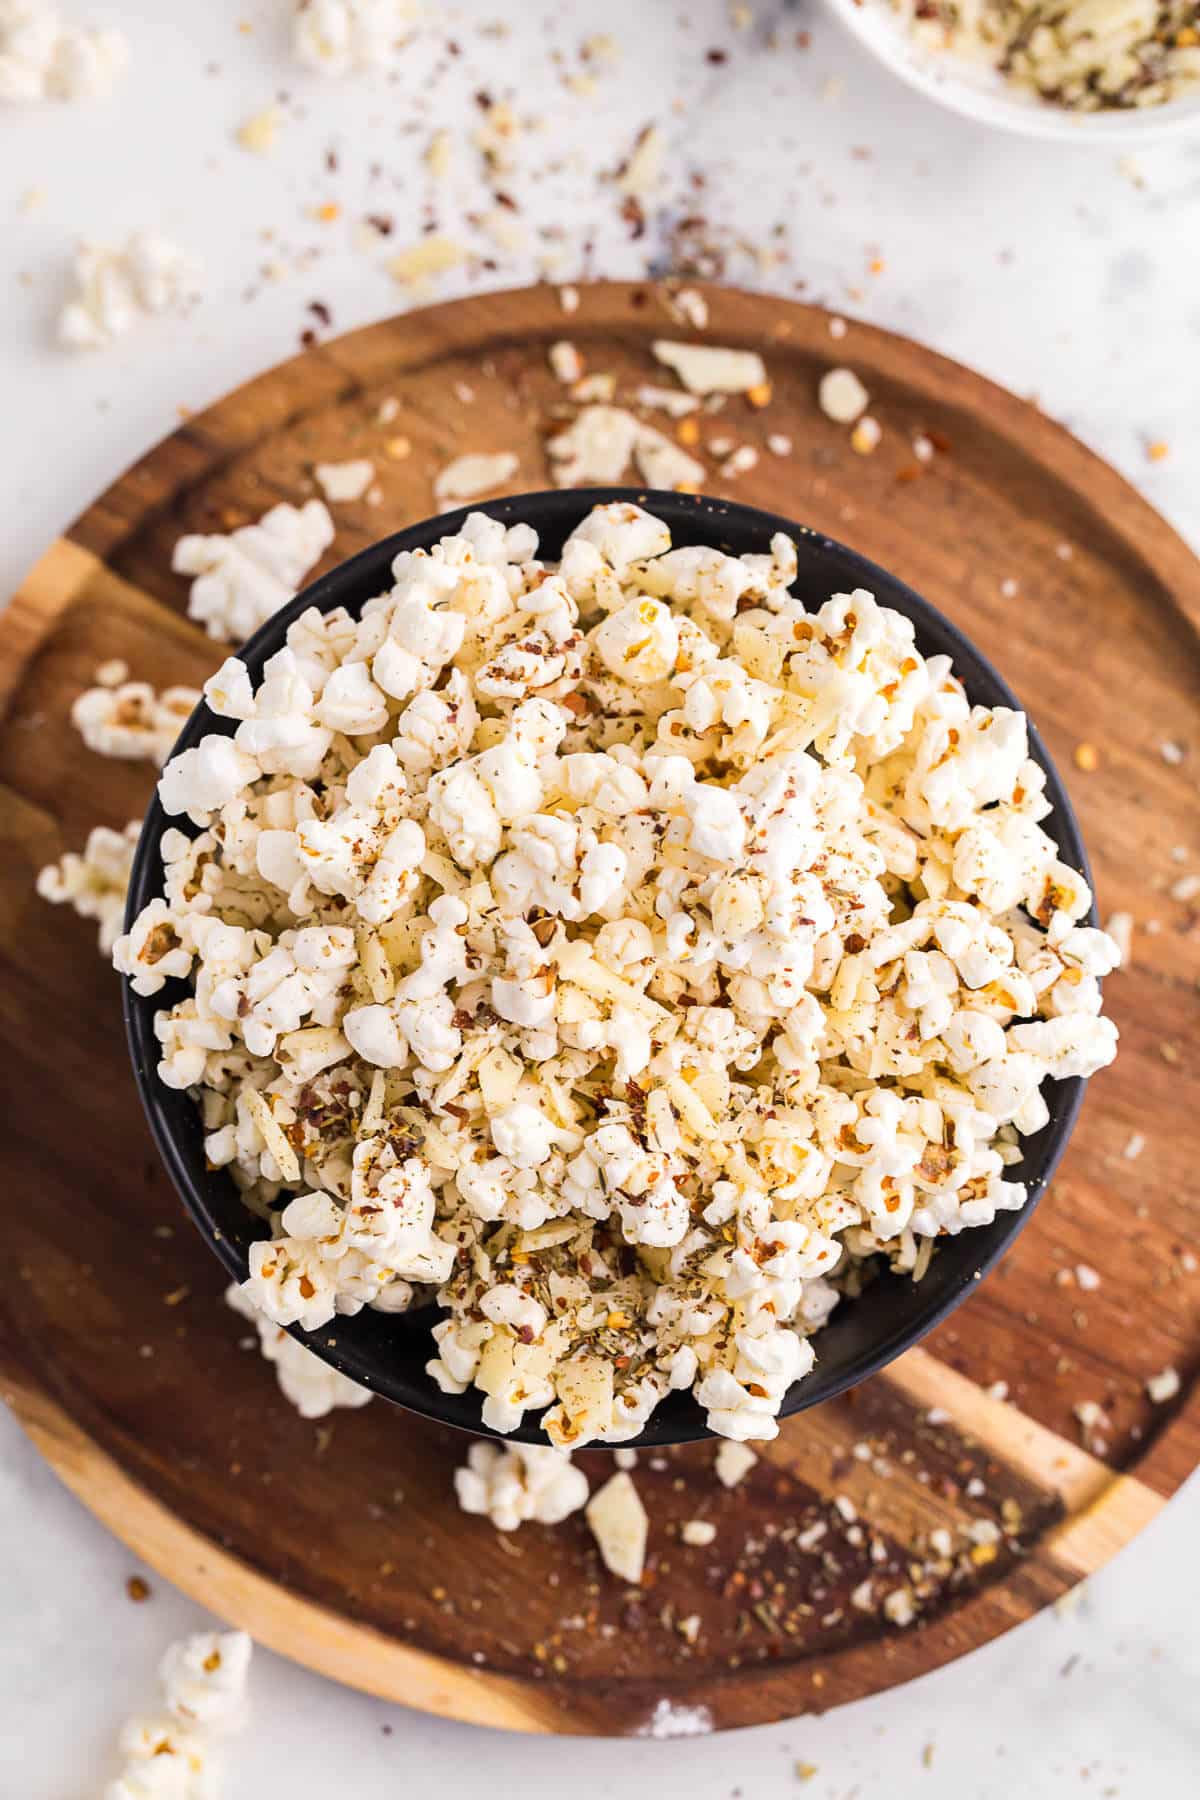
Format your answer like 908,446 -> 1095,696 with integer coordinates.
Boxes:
1,282 -> 1197,1737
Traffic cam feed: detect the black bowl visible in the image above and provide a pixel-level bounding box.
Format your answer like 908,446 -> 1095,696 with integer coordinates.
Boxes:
125,489 -> 1093,1445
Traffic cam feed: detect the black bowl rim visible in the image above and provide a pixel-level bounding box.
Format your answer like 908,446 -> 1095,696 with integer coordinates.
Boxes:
124,487 -> 1093,1446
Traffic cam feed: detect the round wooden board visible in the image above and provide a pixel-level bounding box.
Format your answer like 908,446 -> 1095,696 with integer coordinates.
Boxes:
1,282 -> 1197,1737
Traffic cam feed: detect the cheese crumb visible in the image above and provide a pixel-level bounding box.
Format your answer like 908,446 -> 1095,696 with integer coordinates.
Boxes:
715,1441 -> 758,1488
315,459 -> 376,504
433,451 -> 520,506
652,339 -> 768,395
586,1471 -> 649,1582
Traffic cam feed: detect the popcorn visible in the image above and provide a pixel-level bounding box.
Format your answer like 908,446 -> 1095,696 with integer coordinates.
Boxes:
0,2 -> 128,103
72,677 -> 199,766
226,1282 -> 372,1418
102,1715 -> 213,1800
58,232 -> 201,349
173,500 -> 335,644
37,818 -> 139,954
453,1440 -> 588,1530
102,1629 -> 252,1800
293,0 -> 418,75
118,500 -> 1119,1451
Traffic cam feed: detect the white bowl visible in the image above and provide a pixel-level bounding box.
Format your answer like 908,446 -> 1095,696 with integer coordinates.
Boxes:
823,0 -> 1200,143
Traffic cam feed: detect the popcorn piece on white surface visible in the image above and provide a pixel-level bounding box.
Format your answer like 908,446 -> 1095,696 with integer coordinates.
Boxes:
651,339 -> 767,395
314,458 -> 375,504
293,0 -> 418,76
586,1470 -> 648,1582
226,1283 -> 373,1420
58,232 -> 201,349
102,1714 -> 215,1800
172,499 -> 334,643
714,1440 -> 757,1489
453,1440 -> 589,1530
103,1629 -> 251,1800
72,678 -> 200,766
433,451 -> 520,506
818,366 -> 869,424
160,1630 -> 252,1731
0,1 -> 128,103
36,819 -> 139,954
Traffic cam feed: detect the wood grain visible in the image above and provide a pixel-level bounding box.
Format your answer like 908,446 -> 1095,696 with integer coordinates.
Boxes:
1,281 -> 1197,1735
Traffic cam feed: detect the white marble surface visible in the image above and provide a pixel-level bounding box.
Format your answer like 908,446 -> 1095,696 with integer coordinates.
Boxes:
1,2 -> 1197,1793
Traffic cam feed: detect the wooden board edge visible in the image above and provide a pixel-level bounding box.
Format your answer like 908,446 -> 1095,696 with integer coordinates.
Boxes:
54,283 -> 1200,650
879,1347 -> 1169,1579
0,539 -> 104,720
0,1374 -> 576,1737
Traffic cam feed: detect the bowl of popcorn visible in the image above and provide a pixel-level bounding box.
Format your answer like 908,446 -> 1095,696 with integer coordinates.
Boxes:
825,0 -> 1200,141
117,489 -> 1119,1450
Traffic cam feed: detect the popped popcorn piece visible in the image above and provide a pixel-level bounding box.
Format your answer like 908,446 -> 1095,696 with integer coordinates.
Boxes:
433,451 -> 520,505
0,1 -> 128,103
102,1715 -> 213,1800
314,458 -> 375,504
72,678 -> 199,766
453,1440 -> 588,1530
58,232 -> 201,349
160,1631 -> 252,1730
818,367 -> 869,424
37,818 -> 139,954
715,1440 -> 757,1488
226,1283 -> 372,1419
586,1470 -> 648,1582
117,499 -> 1119,1452
172,499 -> 334,643
293,0 -> 417,75
652,339 -> 768,395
